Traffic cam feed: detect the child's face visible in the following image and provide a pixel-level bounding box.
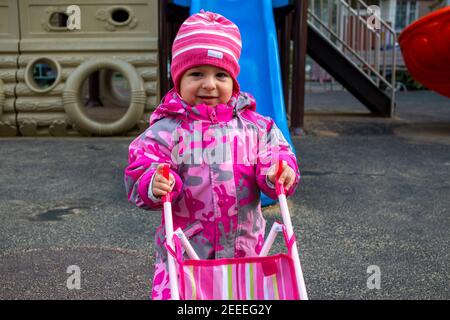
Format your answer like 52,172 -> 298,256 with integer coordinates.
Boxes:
179,65 -> 233,107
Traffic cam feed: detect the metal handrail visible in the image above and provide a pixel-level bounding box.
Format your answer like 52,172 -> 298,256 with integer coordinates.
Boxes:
307,17 -> 391,89
308,0 -> 397,114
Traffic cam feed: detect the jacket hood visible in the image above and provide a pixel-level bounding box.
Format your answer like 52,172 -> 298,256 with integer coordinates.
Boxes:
149,88 -> 256,126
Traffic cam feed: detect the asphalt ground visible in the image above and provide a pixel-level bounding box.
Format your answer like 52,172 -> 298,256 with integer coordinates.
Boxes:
0,90 -> 449,300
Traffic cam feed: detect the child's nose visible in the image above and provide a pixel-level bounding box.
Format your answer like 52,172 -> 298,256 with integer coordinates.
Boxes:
202,76 -> 216,90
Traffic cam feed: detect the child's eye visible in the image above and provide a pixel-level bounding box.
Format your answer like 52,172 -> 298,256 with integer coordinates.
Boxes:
189,72 -> 202,77
216,73 -> 229,79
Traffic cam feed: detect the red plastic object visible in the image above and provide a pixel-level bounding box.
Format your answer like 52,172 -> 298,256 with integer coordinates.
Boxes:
161,163 -> 171,203
398,6 -> 450,98
275,160 -> 285,195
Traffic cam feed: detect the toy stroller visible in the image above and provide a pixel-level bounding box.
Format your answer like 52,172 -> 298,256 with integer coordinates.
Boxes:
161,161 -> 308,300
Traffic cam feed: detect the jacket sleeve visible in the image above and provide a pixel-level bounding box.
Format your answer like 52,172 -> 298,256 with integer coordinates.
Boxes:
255,120 -> 300,200
124,122 -> 183,210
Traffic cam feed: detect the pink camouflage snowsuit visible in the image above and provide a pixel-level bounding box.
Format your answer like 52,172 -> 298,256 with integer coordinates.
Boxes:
124,88 -> 300,299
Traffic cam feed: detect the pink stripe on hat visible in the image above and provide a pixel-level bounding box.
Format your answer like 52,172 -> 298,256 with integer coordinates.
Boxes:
171,10 -> 242,93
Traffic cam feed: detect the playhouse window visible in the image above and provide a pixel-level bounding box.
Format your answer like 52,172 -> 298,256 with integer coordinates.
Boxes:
32,62 -> 57,89
49,12 -> 69,28
111,8 -> 130,24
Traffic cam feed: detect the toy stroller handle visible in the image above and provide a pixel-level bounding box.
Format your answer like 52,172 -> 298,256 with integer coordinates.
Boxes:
276,160 -> 285,195
276,159 -> 309,300
161,163 -> 179,299
161,163 -> 171,203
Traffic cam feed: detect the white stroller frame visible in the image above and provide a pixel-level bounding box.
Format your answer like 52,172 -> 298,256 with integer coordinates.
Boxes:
161,161 -> 308,300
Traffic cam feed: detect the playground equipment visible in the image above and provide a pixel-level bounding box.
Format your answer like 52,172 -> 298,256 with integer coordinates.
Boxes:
399,6 -> 450,98
0,0 -> 159,136
0,0 -> 20,136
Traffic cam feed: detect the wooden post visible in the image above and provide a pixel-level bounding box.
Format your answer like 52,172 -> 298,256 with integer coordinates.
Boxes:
161,4 -> 190,93
275,7 -> 289,115
285,11 -> 294,120
158,0 -> 169,99
291,0 -> 308,135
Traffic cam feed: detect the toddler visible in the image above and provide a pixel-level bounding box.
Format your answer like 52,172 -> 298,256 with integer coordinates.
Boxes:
124,11 -> 300,300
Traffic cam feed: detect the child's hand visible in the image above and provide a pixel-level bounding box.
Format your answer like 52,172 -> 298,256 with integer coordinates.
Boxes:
152,164 -> 175,197
267,161 -> 296,191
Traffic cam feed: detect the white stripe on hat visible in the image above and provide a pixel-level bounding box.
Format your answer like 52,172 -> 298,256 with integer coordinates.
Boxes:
175,30 -> 242,47
172,44 -> 239,62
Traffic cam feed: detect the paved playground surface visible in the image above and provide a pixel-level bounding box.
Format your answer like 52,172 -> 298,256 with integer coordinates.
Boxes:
0,90 -> 449,300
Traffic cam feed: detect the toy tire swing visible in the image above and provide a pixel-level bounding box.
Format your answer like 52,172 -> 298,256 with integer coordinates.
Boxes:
63,58 -> 145,135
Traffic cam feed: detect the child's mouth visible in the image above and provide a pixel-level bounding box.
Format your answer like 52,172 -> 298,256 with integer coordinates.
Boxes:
198,96 -> 218,100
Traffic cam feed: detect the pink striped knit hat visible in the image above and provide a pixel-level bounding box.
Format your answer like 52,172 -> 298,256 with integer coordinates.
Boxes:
171,10 -> 242,94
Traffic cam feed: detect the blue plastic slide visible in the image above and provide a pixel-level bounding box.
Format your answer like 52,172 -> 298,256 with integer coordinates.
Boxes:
172,0 -> 294,206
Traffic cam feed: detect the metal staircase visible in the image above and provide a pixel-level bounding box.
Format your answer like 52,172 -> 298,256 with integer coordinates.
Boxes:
306,0 -> 397,116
